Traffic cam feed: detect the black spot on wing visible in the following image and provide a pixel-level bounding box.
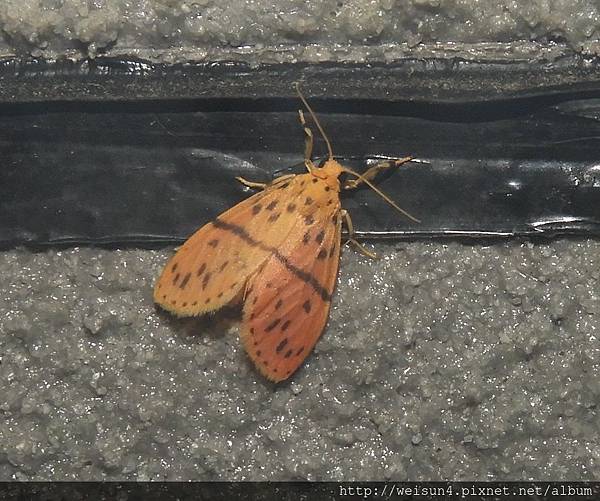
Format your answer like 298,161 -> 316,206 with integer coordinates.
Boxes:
179,272 -> 191,289
276,338 -> 288,352
265,318 -> 281,332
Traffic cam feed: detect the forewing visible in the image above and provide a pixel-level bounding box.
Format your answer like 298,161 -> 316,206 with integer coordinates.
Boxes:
240,211 -> 342,382
154,177 -> 308,317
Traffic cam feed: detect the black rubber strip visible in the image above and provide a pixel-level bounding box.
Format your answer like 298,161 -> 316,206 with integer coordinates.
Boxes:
1,96 -> 600,249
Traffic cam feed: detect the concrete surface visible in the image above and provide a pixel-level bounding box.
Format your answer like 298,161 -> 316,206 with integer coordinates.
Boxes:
1,239 -> 599,480
0,0 -> 598,61
1,0 -> 599,485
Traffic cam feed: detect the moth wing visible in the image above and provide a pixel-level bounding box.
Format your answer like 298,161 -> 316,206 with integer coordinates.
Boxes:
240,211 -> 342,382
154,184 -> 296,317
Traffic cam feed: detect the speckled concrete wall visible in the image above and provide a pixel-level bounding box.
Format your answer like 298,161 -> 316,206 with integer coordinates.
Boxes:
1,240 -> 599,480
0,0 -> 598,61
1,0 -> 599,483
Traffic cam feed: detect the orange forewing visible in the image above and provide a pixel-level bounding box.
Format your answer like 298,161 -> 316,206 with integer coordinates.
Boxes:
155,176 -> 303,315
154,188 -> 271,316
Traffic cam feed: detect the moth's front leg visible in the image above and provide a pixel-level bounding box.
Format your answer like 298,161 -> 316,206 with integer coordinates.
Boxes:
237,173 -> 296,191
235,176 -> 268,190
343,156 -> 413,190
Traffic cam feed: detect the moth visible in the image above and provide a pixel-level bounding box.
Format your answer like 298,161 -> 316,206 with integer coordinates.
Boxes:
154,86 -> 419,382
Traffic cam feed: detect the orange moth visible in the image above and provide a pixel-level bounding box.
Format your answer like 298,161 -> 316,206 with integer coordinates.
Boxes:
154,86 -> 419,382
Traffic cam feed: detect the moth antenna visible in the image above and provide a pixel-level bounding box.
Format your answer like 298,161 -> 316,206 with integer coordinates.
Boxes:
341,167 -> 421,223
295,83 -> 334,160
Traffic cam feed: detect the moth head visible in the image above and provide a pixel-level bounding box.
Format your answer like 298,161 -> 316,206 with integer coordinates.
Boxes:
319,158 -> 344,178
295,83 -> 419,223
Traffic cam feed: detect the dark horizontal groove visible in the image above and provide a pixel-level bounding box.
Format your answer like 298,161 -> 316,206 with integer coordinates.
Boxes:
1,91 -> 600,123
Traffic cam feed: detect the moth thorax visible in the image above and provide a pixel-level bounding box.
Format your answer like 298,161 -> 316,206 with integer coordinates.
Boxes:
319,159 -> 345,180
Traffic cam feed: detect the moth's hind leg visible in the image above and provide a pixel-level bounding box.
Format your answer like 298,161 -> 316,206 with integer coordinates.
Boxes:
340,209 -> 378,259
343,156 -> 413,190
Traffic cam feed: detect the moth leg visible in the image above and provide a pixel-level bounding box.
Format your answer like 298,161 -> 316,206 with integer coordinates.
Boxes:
236,176 -> 268,190
343,156 -> 413,190
270,174 -> 296,186
237,173 -> 296,191
298,109 -> 318,174
340,209 -> 378,259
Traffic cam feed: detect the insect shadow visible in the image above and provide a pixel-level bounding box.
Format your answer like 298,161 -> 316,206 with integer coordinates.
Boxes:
155,303 -> 241,344
155,303 -> 293,386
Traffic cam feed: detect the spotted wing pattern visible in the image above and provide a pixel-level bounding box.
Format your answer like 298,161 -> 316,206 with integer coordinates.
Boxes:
240,211 -> 342,381
154,177 -> 305,316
